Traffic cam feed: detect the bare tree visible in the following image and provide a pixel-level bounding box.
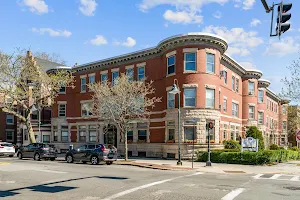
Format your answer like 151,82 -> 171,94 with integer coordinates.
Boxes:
33,51 -> 66,65
89,74 -> 161,160
0,49 -> 74,143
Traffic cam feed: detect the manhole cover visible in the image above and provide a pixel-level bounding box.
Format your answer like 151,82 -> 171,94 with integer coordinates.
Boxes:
284,186 -> 300,191
223,171 -> 246,174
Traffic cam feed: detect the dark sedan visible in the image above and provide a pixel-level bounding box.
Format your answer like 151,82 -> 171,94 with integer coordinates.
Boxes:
17,143 -> 57,161
65,144 -> 117,165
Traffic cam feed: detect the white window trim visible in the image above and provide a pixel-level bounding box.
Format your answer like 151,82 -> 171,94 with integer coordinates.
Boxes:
137,66 -> 145,81
248,105 -> 255,119
58,103 -> 67,117
183,84 -> 198,88
88,73 -> 95,77
232,100 -> 239,104
205,84 -> 216,89
6,115 -> 14,125
100,70 -> 108,74
59,86 -> 66,94
5,129 -> 14,142
206,52 -> 215,73
223,96 -> 227,99
80,74 -> 87,78
205,48 -> 216,54
137,62 -> 146,67
125,65 -> 134,69
167,92 -> 175,109
80,77 -> 87,93
184,52 -> 197,72
205,88 -> 215,108
166,50 -> 176,58
183,48 -> 198,53
101,73 -> 108,82
81,102 -> 93,117
248,103 -> 256,106
183,88 -> 196,108
111,68 -> 119,72
167,55 -> 176,76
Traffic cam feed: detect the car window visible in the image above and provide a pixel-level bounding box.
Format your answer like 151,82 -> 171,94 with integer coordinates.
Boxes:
78,145 -> 87,150
87,145 -> 96,150
1,143 -> 13,147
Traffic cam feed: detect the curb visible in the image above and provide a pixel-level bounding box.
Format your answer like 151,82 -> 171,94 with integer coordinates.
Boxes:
114,161 -> 194,171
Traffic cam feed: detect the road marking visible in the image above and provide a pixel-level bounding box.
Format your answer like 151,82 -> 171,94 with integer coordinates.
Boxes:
37,169 -> 67,174
290,176 -> 300,181
270,174 -> 281,179
253,174 -> 263,179
221,188 -> 245,200
101,172 -> 203,200
0,162 -> 10,165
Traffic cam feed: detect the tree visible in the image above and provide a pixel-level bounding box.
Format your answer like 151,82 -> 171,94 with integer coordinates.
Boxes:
33,51 -> 66,65
0,49 -> 74,143
246,126 -> 265,151
89,74 -> 161,161
287,106 -> 300,146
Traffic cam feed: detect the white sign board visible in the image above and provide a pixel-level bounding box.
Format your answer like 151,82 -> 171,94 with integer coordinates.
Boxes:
296,130 -> 300,142
242,137 -> 258,152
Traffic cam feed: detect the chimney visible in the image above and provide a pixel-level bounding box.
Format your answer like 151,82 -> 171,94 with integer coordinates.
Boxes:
74,63 -> 78,67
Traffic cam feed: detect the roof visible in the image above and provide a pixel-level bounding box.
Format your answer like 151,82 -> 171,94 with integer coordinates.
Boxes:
35,57 -> 66,72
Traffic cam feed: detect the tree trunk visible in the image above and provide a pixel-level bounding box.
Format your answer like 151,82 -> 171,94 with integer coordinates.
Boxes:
26,115 -> 36,143
124,128 -> 128,161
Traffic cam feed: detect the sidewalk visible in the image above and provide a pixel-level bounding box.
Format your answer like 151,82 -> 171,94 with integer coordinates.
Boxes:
115,158 -> 300,174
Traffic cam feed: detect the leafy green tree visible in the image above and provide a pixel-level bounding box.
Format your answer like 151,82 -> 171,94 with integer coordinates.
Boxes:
246,126 -> 265,151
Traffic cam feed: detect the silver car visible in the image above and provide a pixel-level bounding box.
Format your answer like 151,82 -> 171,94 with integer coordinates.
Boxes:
0,142 -> 15,157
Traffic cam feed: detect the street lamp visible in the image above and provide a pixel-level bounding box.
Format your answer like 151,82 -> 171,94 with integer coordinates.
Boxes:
169,79 -> 182,166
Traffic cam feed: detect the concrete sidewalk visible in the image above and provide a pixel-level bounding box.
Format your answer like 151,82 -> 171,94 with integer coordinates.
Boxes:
118,158 -> 300,174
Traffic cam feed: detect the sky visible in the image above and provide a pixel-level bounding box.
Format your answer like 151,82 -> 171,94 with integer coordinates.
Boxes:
0,0 -> 299,95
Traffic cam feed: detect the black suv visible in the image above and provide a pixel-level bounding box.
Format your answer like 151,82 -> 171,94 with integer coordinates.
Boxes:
65,144 -> 117,165
17,143 -> 57,161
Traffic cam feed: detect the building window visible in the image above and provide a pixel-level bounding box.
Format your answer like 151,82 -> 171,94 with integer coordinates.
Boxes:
89,127 -> 97,142
138,66 -> 145,81
230,125 -> 235,140
206,88 -> 215,108
184,52 -> 196,71
167,55 -> 175,75
112,71 -> 119,86
43,135 -> 50,143
59,86 -> 66,94
167,93 -> 175,109
53,126 -> 58,142
89,75 -> 95,85
184,127 -> 194,141
127,131 -> 133,142
81,102 -> 93,117
232,102 -> 239,117
101,73 -> 108,83
126,68 -> 134,82
248,105 -> 255,119
81,77 -> 87,92
167,121 -> 175,141
206,53 -> 215,73
258,112 -> 264,124
283,106 -> 287,114
283,121 -> 287,130
223,71 -> 227,84
223,99 -> 227,112
79,126 -> 86,142
236,79 -> 239,92
232,76 -> 235,91
266,117 -> 269,127
6,115 -> 14,125
248,81 -> 254,95
138,130 -> 147,142
223,124 -> 227,140
61,126 -> 69,142
58,104 -> 66,117
258,90 -> 264,103
6,130 -> 13,141
31,110 -> 38,120
184,88 -> 196,107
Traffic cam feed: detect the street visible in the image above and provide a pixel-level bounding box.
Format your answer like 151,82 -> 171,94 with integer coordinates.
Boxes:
0,158 -> 299,200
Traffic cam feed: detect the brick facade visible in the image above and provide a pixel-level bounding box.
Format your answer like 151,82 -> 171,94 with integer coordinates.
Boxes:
47,33 -> 289,157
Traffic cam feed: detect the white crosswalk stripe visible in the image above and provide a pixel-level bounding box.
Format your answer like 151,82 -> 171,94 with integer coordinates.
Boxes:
253,174 -> 300,181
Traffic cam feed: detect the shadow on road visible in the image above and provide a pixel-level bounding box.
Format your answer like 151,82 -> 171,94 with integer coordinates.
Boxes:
0,175 -> 129,198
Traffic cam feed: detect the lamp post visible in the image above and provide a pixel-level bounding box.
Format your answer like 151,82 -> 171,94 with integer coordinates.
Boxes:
169,79 -> 182,166
206,121 -> 213,167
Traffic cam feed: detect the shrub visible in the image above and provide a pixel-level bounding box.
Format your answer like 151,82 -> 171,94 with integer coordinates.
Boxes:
270,144 -> 279,150
223,140 -> 241,150
289,147 -> 299,151
246,126 -> 265,151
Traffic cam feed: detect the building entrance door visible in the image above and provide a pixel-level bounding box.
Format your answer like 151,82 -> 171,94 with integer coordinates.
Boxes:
103,125 -> 117,148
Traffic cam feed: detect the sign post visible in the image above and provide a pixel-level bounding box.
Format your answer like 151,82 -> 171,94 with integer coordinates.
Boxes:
242,137 -> 258,152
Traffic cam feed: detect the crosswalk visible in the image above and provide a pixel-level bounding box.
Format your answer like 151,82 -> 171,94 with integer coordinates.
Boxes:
253,174 -> 300,181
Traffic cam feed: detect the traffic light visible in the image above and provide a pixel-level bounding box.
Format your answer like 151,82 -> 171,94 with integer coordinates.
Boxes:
276,2 -> 292,36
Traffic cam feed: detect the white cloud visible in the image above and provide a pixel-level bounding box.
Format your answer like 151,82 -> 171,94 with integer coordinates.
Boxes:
250,18 -> 261,27
164,23 -> 169,28
243,0 -> 255,10
264,37 -> 300,57
138,0 -> 229,24
79,0 -> 97,16
163,10 -> 202,24
22,0 -> 48,14
239,61 -> 256,69
213,11 -> 222,19
203,25 -> 264,56
89,35 -> 107,45
31,28 -> 72,37
113,37 -> 136,47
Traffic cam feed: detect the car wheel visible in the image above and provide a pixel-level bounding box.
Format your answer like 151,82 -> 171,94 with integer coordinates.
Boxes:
91,156 -> 99,165
17,153 -> 23,159
50,158 -> 55,161
9,155 -> 14,158
34,153 -> 41,161
66,155 -> 74,163
82,161 -> 87,164
106,161 -> 113,165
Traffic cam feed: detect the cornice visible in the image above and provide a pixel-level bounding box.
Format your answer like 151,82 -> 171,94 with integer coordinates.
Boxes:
221,54 -> 246,75
258,79 -> 271,88
243,69 -> 263,80
70,33 -> 228,73
266,88 -> 281,102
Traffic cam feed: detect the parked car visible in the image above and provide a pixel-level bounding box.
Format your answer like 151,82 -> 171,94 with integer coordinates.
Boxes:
65,144 -> 117,165
0,142 -> 15,157
17,143 -> 57,161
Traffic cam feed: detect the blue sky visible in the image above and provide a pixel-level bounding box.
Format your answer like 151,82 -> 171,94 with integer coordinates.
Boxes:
0,0 -> 299,94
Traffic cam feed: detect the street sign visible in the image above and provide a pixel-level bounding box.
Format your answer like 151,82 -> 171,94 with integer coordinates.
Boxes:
242,137 -> 258,152
296,130 -> 300,142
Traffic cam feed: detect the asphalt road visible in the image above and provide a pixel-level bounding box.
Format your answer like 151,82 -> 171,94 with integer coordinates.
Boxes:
0,157 -> 299,200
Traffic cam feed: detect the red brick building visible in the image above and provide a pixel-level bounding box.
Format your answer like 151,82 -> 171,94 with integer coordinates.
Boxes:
48,33 -> 288,157
0,111 -> 17,144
